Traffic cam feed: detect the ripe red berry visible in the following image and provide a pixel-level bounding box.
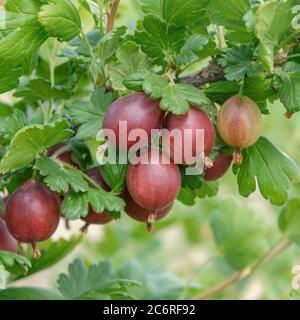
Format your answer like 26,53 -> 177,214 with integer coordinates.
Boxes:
102,93 -> 164,150
204,153 -> 233,181
5,180 -> 60,258
163,107 -> 215,165
122,190 -> 173,232
47,143 -> 79,168
217,96 -> 262,164
81,168 -> 113,231
126,148 -> 181,211
0,219 -> 18,254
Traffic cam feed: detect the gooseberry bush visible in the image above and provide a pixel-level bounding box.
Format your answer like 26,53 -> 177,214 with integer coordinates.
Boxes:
0,0 -> 300,300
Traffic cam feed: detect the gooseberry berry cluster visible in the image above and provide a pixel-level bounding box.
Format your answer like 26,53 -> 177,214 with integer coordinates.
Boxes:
0,91 -> 262,258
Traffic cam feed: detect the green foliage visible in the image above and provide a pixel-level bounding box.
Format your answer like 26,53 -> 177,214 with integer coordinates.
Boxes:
38,0 -> 82,42
57,258 -> 141,300
61,188 -> 125,220
36,156 -> 89,193
0,251 -> 31,275
279,199 -> 300,245
0,119 -> 73,174
273,62 -> 300,114
235,137 -> 300,206
69,88 -> 113,140
210,200 -> 272,270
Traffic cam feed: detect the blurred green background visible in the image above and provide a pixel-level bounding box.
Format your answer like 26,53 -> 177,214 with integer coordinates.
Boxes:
1,0 -> 300,300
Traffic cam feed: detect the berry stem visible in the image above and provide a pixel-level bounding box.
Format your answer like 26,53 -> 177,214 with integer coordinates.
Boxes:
32,241 -> 41,259
233,149 -> 243,165
106,0 -> 120,33
195,239 -> 292,300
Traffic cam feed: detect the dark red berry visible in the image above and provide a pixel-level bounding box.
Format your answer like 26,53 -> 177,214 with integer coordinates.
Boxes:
81,168 -> 113,231
126,148 -> 181,211
217,96 -> 262,164
122,190 -> 172,231
102,93 -> 164,150
204,153 -> 233,181
5,180 -> 60,258
0,219 -> 18,254
163,107 -> 215,165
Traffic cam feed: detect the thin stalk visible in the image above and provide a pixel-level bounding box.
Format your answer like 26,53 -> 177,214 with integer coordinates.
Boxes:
214,25 -> 227,49
106,0 -> 120,33
195,239 -> 293,300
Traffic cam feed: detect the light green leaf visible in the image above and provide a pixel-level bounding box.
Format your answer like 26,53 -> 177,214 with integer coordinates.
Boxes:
0,250 -> 31,275
236,137 -> 300,206
108,41 -> 150,91
100,162 -> 128,194
273,62 -> 300,114
0,119 -> 73,174
279,199 -> 300,245
88,188 -> 125,219
14,79 -> 71,102
176,34 -> 209,66
160,83 -> 210,115
210,200 -> 272,270
61,192 -> 89,220
57,258 -> 141,300
160,0 -> 208,26
207,0 -> 250,29
1,0 -> 47,69
69,88 -> 113,140
135,14 -> 186,66
219,45 -> 262,81
38,0 -> 82,42
256,0 -> 298,72
35,156 -> 89,193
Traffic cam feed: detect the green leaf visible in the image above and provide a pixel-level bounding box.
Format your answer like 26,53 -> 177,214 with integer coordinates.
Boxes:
290,289 -> 300,300
0,287 -> 62,300
135,14 -> 186,66
88,188 -> 125,219
0,250 -> 31,275
0,0 -> 48,73
256,0 -> 298,72
38,0 -> 82,42
160,0 -> 208,26
57,258 -> 141,300
61,192 -> 89,220
0,110 -> 27,141
176,34 -> 209,66
100,162 -> 128,194
210,200 -> 272,270
69,88 -> 113,140
273,62 -> 300,114
14,79 -> 71,102
160,83 -> 210,115
205,81 -> 240,105
207,0 -> 250,29
23,236 -> 83,278
0,119 -> 73,174
141,0 -> 208,27
35,156 -> 89,193
0,63 -> 23,94
195,181 -> 219,198
243,74 -> 276,114
108,41 -> 150,91
279,199 -> 300,245
219,45 -> 262,81
235,137 -> 300,206
90,27 -> 126,81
